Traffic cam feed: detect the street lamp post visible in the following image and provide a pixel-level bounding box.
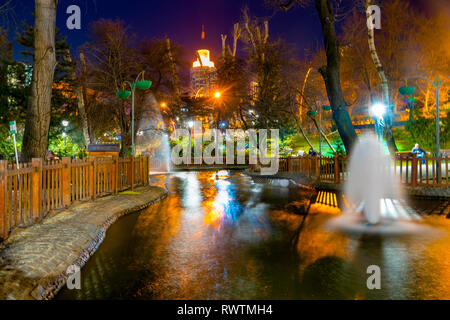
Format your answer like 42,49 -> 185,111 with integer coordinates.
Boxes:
62,120 -> 69,146
371,103 -> 386,142
400,75 -> 449,183
116,71 -> 152,156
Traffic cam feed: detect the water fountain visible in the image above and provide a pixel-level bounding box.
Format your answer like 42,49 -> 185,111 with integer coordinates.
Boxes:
326,134 -> 430,235
134,94 -> 172,173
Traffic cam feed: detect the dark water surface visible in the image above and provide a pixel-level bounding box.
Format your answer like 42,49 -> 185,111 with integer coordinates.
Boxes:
57,171 -> 450,300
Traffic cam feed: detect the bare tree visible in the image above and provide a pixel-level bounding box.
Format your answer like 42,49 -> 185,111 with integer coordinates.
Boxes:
274,0 -> 358,154
365,0 -> 398,154
80,18 -> 140,156
22,0 -> 58,161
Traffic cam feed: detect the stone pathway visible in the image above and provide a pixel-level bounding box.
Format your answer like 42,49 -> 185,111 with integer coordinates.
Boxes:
0,186 -> 167,300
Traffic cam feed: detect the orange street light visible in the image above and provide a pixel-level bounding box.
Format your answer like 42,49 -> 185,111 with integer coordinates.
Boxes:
214,91 -> 221,99
161,102 -> 167,108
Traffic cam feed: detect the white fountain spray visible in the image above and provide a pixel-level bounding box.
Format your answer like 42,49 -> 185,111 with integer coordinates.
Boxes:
326,134 -> 432,235
345,134 -> 400,224
134,93 -> 172,173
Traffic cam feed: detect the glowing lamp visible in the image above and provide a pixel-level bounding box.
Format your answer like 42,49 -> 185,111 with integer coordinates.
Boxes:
371,103 -> 386,119
214,91 -> 221,99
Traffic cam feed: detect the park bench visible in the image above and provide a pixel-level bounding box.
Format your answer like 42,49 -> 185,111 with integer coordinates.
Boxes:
396,150 -> 450,158
396,151 -> 414,159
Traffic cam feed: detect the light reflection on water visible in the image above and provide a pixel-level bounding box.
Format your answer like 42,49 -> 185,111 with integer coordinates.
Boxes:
57,171 -> 450,300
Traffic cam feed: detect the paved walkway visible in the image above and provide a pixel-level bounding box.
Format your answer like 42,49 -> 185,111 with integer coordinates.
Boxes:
0,186 -> 167,300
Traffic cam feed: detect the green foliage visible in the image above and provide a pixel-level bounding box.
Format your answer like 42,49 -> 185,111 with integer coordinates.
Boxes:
0,127 -> 20,160
279,134 -> 293,152
49,136 -> 81,158
331,139 -> 346,157
405,108 -> 450,154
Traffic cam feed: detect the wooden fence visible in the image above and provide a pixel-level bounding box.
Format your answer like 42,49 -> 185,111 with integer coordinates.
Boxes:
278,155 -> 348,183
277,155 -> 449,187
0,155 -> 149,241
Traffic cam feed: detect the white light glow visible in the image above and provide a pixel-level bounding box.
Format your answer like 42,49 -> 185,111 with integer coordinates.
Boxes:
371,103 -> 386,119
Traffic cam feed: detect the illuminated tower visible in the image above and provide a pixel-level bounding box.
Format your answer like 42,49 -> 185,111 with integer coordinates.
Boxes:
190,26 -> 217,97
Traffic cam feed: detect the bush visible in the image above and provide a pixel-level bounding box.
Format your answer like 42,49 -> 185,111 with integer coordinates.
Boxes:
405,109 -> 450,154
49,136 -> 81,158
0,127 -> 21,160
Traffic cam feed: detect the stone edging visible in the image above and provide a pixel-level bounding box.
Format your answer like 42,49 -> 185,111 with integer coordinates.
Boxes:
30,192 -> 168,300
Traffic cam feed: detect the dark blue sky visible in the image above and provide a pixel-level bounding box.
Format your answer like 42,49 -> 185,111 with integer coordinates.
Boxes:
4,0 -> 442,62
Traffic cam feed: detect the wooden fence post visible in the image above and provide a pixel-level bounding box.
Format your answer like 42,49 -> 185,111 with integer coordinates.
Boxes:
139,156 -> 143,185
112,156 -> 118,195
89,157 -> 97,199
31,158 -> 42,221
146,155 -> 150,185
0,160 -> 7,240
127,156 -> 134,190
411,156 -> 418,187
315,155 -> 320,181
308,156 -> 312,178
287,156 -> 292,172
334,155 -> 340,184
62,157 -> 71,207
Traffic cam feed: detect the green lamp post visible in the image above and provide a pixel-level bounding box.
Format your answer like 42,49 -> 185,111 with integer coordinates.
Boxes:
116,71 -> 152,156
400,75 -> 449,183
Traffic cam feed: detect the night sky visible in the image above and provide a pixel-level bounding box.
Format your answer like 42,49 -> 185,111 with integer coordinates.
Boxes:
4,0 -> 447,62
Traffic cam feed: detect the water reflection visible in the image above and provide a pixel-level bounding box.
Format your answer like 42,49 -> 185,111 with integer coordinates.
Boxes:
57,171 -> 450,300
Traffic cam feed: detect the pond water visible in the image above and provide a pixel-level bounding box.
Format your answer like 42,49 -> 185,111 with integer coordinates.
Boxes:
57,171 -> 450,300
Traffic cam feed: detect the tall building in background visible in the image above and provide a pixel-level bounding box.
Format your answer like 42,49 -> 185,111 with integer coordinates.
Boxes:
190,25 -> 217,97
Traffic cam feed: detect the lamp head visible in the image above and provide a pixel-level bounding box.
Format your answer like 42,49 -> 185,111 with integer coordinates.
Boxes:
371,103 -> 386,118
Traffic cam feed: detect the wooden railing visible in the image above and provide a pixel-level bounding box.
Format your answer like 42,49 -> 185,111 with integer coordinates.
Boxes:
276,155 -> 449,187
278,155 -> 348,183
0,155 -> 149,241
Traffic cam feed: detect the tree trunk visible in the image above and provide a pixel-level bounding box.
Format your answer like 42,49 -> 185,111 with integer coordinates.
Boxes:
77,52 -> 91,146
166,38 -> 180,97
120,123 -> 131,157
299,67 -> 312,126
310,116 -> 336,154
315,0 -> 357,154
294,117 -> 315,151
22,0 -> 57,162
366,0 -> 398,155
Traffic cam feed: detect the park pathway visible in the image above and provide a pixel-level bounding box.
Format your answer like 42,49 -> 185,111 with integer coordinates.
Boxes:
0,185 -> 167,300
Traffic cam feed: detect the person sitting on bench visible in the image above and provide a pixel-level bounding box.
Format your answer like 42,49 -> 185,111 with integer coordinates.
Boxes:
412,144 -> 429,164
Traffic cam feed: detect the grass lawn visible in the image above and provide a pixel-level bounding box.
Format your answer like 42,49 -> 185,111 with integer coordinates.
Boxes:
283,128 -> 449,156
